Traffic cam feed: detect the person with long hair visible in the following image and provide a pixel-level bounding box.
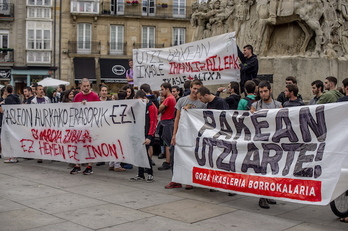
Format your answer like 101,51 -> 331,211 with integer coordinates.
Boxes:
62,88 -> 78,103
121,84 -> 135,99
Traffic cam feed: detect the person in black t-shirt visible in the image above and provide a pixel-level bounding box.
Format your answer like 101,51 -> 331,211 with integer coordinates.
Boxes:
23,86 -> 34,104
197,86 -> 228,110
283,84 -> 304,107
216,81 -> 241,109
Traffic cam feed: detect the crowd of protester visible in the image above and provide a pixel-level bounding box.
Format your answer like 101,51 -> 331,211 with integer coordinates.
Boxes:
1,51 -> 348,223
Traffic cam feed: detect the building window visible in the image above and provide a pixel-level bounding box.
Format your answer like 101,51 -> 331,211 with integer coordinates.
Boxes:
142,0 -> 155,16
27,29 -> 50,50
28,7 -> 51,19
173,0 -> 185,18
110,25 -> 124,55
78,23 -> 92,54
0,30 -> 9,48
0,0 -> 10,15
71,0 -> 99,13
111,0 -> 124,15
27,0 -> 51,6
173,28 -> 185,46
142,26 -> 155,48
27,51 -> 51,64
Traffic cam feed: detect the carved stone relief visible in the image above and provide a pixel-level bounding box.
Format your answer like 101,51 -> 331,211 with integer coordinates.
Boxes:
191,0 -> 348,59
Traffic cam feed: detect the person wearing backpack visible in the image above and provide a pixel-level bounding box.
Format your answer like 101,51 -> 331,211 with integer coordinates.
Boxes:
237,80 -> 256,110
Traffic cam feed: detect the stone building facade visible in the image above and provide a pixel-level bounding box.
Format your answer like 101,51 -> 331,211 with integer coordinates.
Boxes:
0,1 -> 61,93
1,0 -> 194,93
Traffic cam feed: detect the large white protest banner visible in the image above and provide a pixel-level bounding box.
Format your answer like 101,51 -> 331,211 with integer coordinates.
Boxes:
172,103 -> 348,205
133,32 -> 240,89
1,100 -> 150,168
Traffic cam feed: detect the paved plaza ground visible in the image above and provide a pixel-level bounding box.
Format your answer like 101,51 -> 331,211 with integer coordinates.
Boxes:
0,157 -> 347,231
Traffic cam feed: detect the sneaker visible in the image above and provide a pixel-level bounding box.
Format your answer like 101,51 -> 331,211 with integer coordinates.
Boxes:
165,182 -> 182,189
158,161 -> 170,170
146,175 -> 154,183
259,198 -> 270,209
83,166 -> 93,175
121,163 -> 133,169
129,175 -> 145,181
70,166 -> 81,174
266,199 -> 277,204
4,158 -> 18,163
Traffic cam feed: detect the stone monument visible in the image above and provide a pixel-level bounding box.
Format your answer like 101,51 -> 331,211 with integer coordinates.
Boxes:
191,0 -> 348,101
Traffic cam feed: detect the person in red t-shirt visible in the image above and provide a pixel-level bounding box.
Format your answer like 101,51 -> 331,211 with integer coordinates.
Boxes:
129,90 -> 158,182
157,83 -> 176,171
70,78 -> 100,175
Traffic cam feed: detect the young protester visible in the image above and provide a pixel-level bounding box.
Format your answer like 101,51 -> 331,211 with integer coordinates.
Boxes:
129,90 -> 158,182
2,85 -> 21,163
283,84 -> 305,107
250,81 -> 282,209
309,80 -> 324,105
70,78 -> 100,175
166,80 -> 206,189
157,83 -> 176,171
216,81 -> 241,109
237,80 -> 256,110
317,76 -> 343,104
197,86 -> 228,109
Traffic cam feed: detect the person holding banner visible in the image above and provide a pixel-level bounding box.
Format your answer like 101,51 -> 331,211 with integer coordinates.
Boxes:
96,85 -> 111,167
2,85 -> 21,163
70,78 -> 100,175
250,80 -> 282,209
197,86 -> 228,110
31,85 -> 51,164
157,83 -> 176,171
237,45 -> 259,94
31,85 -> 51,104
129,90 -> 158,182
166,80 -> 206,189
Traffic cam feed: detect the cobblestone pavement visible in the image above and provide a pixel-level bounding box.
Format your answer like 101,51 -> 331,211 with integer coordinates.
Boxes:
0,158 -> 346,231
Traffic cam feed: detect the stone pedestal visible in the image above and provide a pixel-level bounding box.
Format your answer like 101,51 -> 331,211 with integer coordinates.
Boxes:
259,57 -> 348,101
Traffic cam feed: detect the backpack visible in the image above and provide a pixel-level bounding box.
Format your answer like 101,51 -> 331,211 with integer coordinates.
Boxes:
244,96 -> 256,110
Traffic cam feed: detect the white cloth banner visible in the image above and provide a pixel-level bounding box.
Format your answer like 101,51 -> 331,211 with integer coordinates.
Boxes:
1,100 -> 150,168
133,32 -> 240,89
172,103 -> 348,205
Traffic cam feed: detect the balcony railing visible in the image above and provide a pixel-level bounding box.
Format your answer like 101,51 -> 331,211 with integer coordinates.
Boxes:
0,3 -> 14,19
133,43 -> 165,49
101,3 -> 191,19
108,42 -> 127,55
68,41 -> 101,55
0,48 -> 14,63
